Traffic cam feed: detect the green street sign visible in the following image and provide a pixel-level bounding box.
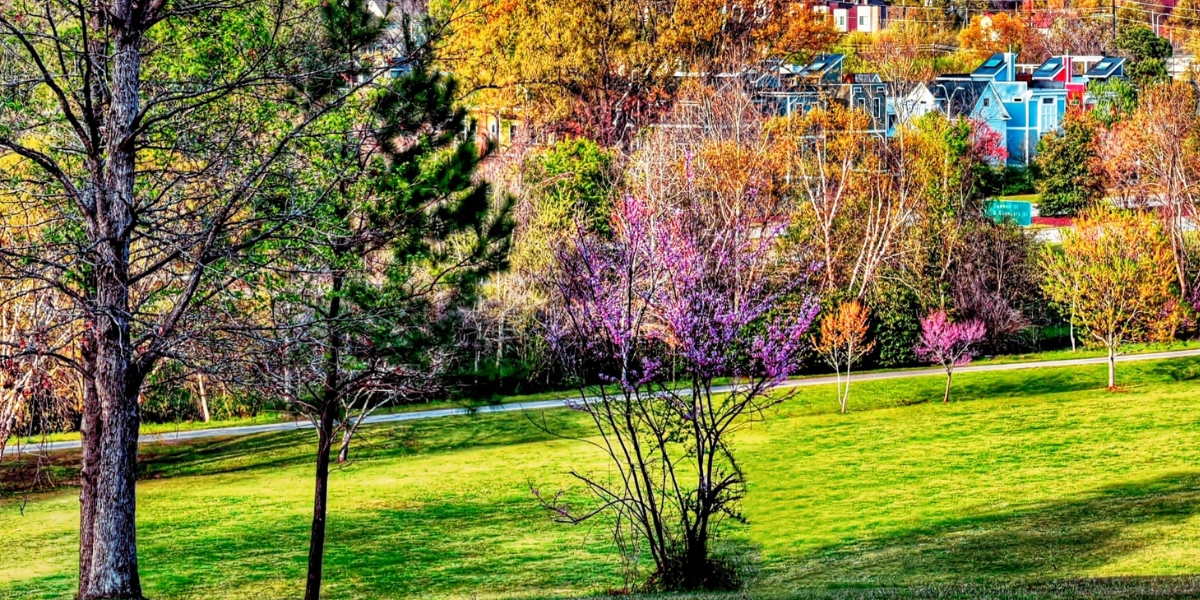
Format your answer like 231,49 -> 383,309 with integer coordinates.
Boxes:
985,200 -> 1032,226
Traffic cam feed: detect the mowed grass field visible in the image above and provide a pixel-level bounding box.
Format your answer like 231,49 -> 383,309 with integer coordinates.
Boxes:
5,357 -> 1200,599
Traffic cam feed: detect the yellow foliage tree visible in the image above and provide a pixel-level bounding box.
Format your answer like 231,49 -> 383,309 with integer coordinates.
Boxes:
958,13 -> 1027,62
434,0 -> 837,146
1040,209 -> 1180,389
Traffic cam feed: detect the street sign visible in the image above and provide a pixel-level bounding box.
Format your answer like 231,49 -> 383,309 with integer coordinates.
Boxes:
985,200 -> 1033,226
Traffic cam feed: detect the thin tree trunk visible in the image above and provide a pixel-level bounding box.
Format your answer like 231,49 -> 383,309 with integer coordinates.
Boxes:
77,340 -> 100,597
305,403 -> 337,600
1069,299 -> 1076,353
197,373 -> 210,423
836,366 -> 847,414
1108,345 -> 1116,389
943,369 -> 952,403
337,428 -> 352,463
306,267 -> 344,600
843,361 -> 853,413
496,312 -> 504,369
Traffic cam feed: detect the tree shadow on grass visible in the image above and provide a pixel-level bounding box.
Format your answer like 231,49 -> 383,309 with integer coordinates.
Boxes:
1139,359 -> 1200,384
134,408 -> 589,482
831,368 -> 1109,413
760,472 -> 1200,591
128,494 -> 616,600
948,367 -> 1104,405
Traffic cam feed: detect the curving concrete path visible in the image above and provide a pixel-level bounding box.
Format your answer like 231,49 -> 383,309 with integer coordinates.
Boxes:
7,348 -> 1200,457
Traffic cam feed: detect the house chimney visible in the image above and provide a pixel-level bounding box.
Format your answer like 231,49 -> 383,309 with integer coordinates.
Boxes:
1003,52 -> 1018,82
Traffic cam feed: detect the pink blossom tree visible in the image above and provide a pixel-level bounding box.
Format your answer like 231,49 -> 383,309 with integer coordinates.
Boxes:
914,310 -> 987,403
541,195 -> 819,590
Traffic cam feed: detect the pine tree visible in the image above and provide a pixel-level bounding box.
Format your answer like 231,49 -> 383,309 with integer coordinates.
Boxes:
242,6 -> 513,600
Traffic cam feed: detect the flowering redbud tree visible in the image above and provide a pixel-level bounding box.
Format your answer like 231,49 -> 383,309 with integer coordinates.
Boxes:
541,195 -> 818,591
913,309 -> 987,403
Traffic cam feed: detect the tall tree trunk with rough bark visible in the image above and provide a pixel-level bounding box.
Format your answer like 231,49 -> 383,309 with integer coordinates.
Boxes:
78,8 -> 149,598
77,336 -> 100,595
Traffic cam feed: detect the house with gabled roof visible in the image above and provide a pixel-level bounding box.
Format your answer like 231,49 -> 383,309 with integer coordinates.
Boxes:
992,53 -> 1126,163
752,54 -> 889,136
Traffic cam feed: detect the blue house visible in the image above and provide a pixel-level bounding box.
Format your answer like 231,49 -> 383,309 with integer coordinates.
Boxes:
891,77 -> 1009,155
897,53 -> 1126,164
967,53 -> 1067,164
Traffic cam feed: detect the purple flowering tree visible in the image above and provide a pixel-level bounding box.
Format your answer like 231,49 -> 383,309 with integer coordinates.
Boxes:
541,195 -> 818,591
913,310 -> 987,403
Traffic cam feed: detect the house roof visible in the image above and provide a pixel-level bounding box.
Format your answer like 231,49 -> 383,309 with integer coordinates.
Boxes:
797,54 -> 846,82
1084,56 -> 1125,79
848,73 -> 883,84
973,53 -> 1010,79
1032,56 -> 1066,80
930,79 -> 990,118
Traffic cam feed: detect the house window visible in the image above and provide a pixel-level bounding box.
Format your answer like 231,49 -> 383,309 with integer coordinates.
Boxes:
859,15 -> 866,27
1013,97 -> 1024,102
873,97 -> 882,118
837,15 -> 846,27
509,124 -> 518,140
983,97 -> 990,107
1039,98 -> 1059,133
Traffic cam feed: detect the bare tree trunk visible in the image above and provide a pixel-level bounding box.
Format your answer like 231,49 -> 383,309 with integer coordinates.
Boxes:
197,373 -> 210,423
1108,345 -> 1116,390
337,428 -> 352,463
842,361 -> 853,413
81,15 -> 148,598
1069,300 -> 1077,353
836,365 -> 847,414
84,333 -> 144,600
943,369 -> 952,403
77,341 -> 100,596
496,312 -> 505,369
305,402 -> 336,600
306,269 -> 344,600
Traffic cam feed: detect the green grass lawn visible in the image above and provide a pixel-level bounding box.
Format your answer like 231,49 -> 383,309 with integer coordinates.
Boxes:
14,341 -> 1199,448
5,357 -> 1200,599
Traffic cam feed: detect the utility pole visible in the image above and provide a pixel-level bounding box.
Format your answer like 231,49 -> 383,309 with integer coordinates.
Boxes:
1112,0 -> 1118,39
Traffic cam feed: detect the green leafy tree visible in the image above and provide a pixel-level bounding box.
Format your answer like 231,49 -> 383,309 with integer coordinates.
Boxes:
1117,25 -> 1174,60
0,1 -> 376,596
1115,26 -> 1173,87
1088,77 -> 1139,126
1033,113 -> 1107,216
245,63 -> 513,600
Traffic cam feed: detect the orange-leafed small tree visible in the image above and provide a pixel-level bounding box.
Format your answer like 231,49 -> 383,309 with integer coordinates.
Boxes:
815,301 -> 876,413
958,13 -> 1027,62
1041,209 -> 1180,389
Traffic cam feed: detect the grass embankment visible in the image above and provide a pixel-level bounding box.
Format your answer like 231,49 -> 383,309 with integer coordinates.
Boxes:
5,356 -> 1200,599
14,341 -> 1200,448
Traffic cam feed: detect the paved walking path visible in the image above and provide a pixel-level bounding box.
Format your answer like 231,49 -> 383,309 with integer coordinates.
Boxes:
8,348 -> 1200,456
